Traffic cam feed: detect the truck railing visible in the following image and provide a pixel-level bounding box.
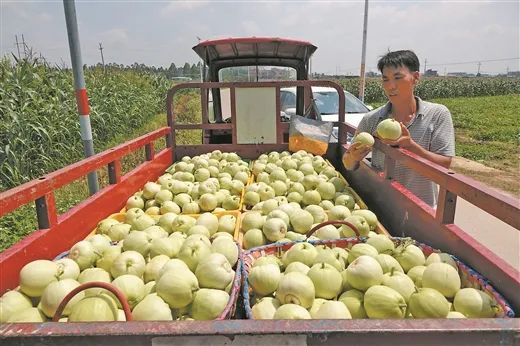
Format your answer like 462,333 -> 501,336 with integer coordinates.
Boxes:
337,121 -> 520,311
166,80 -> 346,160
0,127 -> 172,293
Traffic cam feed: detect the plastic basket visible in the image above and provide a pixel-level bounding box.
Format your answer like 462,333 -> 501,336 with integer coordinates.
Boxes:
86,212 -> 127,238
105,209 -> 241,243
186,210 -> 242,243
241,232 -> 515,319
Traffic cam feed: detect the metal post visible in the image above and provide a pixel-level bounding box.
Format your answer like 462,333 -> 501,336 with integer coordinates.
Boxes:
197,36 -> 203,82
63,0 -> 99,195
358,0 -> 369,102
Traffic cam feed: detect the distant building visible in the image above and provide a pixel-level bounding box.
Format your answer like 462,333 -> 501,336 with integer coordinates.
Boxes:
424,69 -> 438,77
447,72 -> 475,77
507,71 -> 520,77
366,71 -> 380,78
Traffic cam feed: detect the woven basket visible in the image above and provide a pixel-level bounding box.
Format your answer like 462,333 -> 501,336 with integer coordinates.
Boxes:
217,242 -> 242,319
54,242 -> 242,320
241,235 -> 515,319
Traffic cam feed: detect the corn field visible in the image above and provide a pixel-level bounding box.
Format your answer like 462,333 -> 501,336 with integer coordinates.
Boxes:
0,57 -> 172,191
339,77 -> 520,103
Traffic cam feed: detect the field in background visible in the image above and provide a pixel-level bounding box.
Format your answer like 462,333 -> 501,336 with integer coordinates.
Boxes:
0,58 -> 172,191
339,76 -> 520,103
0,62 -> 519,250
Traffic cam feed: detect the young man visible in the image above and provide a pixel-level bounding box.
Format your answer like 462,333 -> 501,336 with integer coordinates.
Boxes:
342,50 -> 455,207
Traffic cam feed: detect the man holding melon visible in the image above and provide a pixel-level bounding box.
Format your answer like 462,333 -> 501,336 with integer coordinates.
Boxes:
342,50 -> 455,207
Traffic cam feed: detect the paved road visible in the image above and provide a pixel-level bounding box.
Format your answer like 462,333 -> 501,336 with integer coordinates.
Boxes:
454,198 -> 519,270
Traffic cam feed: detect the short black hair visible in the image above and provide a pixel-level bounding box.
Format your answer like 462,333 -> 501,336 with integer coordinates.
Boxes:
377,50 -> 420,73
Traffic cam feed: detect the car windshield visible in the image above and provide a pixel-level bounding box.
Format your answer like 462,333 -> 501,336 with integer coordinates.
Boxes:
313,91 -> 369,114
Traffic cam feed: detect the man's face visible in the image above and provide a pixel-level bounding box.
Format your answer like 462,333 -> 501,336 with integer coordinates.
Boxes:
381,65 -> 419,102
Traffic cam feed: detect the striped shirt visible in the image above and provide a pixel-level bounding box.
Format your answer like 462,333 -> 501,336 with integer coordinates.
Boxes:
356,97 -> 455,207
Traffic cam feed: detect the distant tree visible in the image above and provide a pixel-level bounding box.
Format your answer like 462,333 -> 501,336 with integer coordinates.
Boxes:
190,63 -> 199,78
167,63 -> 177,79
182,62 -> 191,77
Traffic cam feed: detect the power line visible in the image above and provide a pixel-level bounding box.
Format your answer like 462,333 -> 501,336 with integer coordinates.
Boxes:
427,57 -> 519,67
335,57 -> 519,75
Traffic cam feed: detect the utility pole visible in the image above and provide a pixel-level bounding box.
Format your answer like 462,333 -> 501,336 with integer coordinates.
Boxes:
15,35 -> 21,59
358,0 -> 369,102
98,42 -> 105,72
22,35 -> 27,58
63,0 -> 99,195
15,35 -> 29,59
424,58 -> 427,74
477,62 -> 482,76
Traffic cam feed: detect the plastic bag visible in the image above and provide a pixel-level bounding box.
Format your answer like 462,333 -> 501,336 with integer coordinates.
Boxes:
288,114 -> 333,155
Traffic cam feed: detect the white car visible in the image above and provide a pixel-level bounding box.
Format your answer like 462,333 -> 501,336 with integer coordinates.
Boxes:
280,86 -> 373,141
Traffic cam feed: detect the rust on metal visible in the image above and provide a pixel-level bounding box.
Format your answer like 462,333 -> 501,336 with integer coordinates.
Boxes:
436,187 -> 457,224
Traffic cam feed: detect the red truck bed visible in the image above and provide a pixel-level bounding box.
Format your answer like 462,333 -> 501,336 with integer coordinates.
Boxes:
1,80 -> 518,344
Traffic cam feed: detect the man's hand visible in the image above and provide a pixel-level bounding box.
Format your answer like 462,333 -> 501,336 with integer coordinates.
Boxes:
378,122 -> 452,168
379,122 -> 416,149
342,142 -> 372,170
348,142 -> 373,161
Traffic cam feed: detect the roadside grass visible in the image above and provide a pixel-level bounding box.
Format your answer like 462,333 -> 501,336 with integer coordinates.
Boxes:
0,91 -> 202,252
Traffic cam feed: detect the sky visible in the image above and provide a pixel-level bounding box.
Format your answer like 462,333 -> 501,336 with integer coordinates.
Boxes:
1,0 -> 519,76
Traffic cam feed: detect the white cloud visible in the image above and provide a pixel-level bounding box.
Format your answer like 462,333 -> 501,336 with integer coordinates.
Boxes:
161,0 -> 210,17
241,20 -> 261,35
102,28 -> 129,45
38,12 -> 52,22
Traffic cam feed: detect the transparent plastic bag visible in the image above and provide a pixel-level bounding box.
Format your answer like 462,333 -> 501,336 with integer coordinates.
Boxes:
288,114 -> 333,155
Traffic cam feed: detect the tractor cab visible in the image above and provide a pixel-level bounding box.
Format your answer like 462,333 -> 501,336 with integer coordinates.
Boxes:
192,37 -> 318,144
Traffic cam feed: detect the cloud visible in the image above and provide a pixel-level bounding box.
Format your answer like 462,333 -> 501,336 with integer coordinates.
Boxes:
102,28 -> 129,46
1,2 -> 52,21
161,0 -> 210,17
241,20 -> 261,35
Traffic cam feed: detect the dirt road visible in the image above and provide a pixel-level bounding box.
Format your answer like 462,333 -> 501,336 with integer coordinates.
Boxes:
454,198 -> 519,270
